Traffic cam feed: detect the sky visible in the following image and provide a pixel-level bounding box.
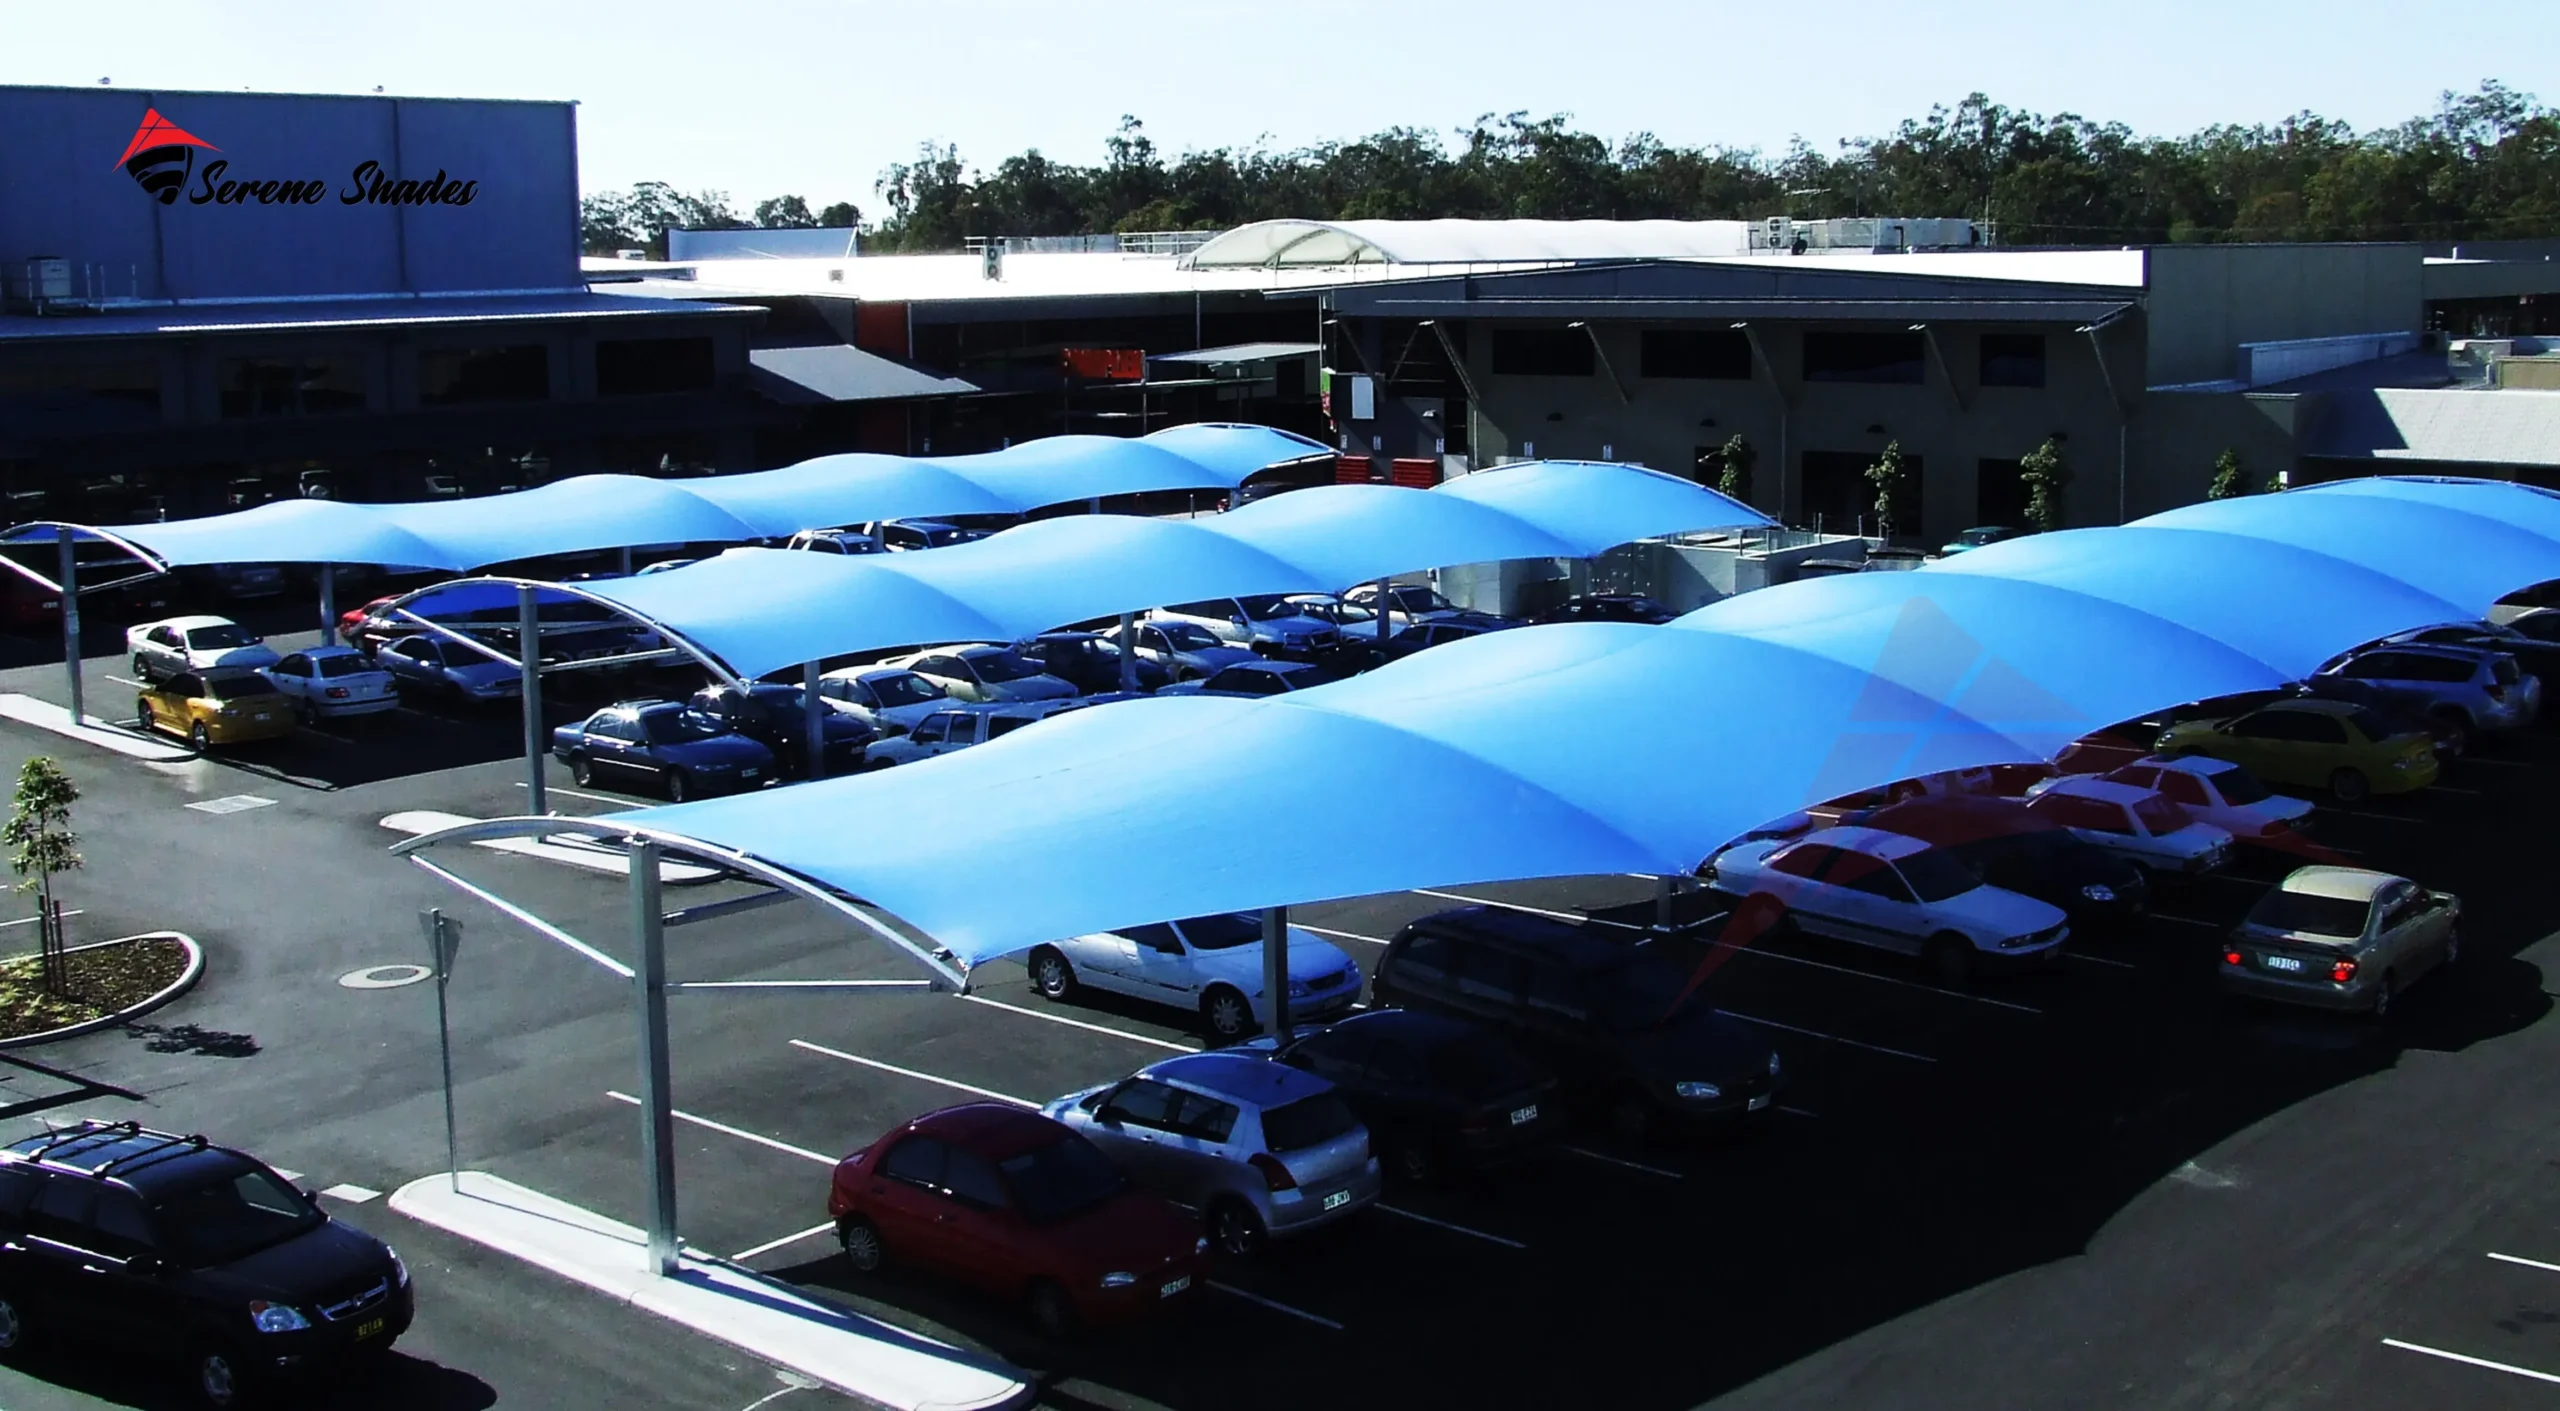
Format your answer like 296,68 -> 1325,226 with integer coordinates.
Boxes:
6,0 -> 2550,219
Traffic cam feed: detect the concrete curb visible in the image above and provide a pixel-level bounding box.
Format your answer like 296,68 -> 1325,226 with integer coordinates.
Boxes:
0,931 -> 204,1049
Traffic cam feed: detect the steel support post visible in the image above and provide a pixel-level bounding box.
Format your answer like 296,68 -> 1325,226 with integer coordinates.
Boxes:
55,529 -> 81,727
518,586 -> 546,815
619,545 -> 634,576
1262,905 -> 1290,1036
318,565 -> 337,647
1116,612 -> 1137,693
1374,578 -> 1392,649
803,660 -> 826,780
629,840 -> 680,1276
1655,874 -> 1677,932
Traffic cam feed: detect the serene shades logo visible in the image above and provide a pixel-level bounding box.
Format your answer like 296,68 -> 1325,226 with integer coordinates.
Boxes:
112,107 -> 480,208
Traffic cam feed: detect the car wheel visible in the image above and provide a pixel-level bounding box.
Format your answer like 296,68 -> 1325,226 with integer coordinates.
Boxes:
1924,934 -> 1973,986
1207,1198 -> 1265,1258
1388,1134 -> 1437,1186
2431,713 -> 2471,758
189,721 -> 211,752
136,696 -> 155,732
192,1342 -> 248,1409
2328,767 -> 2370,803
132,652 -> 152,682
294,697 -> 317,728
837,1216 -> 885,1274
1028,947 -> 1077,1000
664,769 -> 690,803
1025,1278 -> 1077,1339
570,756 -> 594,787
1201,986 -> 1254,1042
0,1290 -> 26,1360
2369,972 -> 2397,1021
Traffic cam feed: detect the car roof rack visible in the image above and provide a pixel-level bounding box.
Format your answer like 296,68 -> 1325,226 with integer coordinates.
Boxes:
94,1130 -> 210,1176
23,1118 -> 142,1158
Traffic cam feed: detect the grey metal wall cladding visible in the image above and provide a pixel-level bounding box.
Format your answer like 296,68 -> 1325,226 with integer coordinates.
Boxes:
0,86 -> 578,302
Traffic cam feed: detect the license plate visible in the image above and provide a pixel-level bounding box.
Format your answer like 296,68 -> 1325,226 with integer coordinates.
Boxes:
254,713 -> 272,722
2262,954 -> 2304,972
355,1316 -> 385,1339
740,768 -> 760,778
1159,1274 -> 1191,1298
1748,1093 -> 1773,1111
1509,1105 -> 1538,1126
1321,1189 -> 1350,1212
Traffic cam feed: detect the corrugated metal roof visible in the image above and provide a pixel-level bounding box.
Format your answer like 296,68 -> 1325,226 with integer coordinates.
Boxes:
2307,387 -> 2560,467
747,345 -> 977,404
0,291 -> 753,343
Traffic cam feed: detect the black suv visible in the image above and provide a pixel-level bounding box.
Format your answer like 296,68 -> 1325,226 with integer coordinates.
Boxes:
1370,907 -> 1783,1141
0,1122 -> 413,1407
683,682 -> 877,778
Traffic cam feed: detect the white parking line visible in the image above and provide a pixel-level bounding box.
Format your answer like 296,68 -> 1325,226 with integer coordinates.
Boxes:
1558,1146 -> 1685,1179
1295,923 -> 1392,947
1714,1009 -> 1936,1063
319,1183 -> 381,1204
1712,941 -> 2040,1015
2489,1251 -> 2560,1275
2150,914 -> 2224,929
606,1090 -> 835,1164
1373,1203 -> 1525,1250
0,909 -> 82,931
958,994 -> 1199,1053
787,1041 -> 1037,1109
2066,952 -> 2139,971
271,1169 -> 303,1185
514,781 -> 639,808
1775,1105 -> 1821,1118
1409,889 -> 1585,924
731,1222 -> 840,1263
1206,1279 -> 1343,1330
103,674 -> 145,689
2382,1337 -> 2560,1385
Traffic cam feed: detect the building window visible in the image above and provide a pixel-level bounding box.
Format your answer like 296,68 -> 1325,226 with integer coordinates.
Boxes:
1640,329 -> 1753,380
420,345 -> 550,406
1803,331 -> 1924,385
597,337 -> 716,396
1490,327 -> 1594,377
217,355 -> 367,419
1979,334 -> 2047,388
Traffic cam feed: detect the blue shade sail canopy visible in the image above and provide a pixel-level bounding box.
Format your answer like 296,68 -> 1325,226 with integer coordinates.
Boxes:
2298,476 -> 2560,554
0,425 -> 1334,573
2131,492 -> 2560,619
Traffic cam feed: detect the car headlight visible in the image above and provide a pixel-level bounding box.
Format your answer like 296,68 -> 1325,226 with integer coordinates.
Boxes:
1673,1080 -> 1723,1101
388,1246 -> 410,1288
1287,981 -> 1311,998
2082,884 -> 2116,903
1766,1051 -> 1782,1076
1100,1271 -> 1137,1288
1195,1236 -> 1210,1255
2393,755 -> 2418,770
249,1300 -> 310,1333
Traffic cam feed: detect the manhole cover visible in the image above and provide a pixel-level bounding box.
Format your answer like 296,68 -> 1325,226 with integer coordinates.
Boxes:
338,964 -> 432,990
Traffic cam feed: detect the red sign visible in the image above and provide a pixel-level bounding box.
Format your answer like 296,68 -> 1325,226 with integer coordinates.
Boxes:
1061,347 -> 1146,382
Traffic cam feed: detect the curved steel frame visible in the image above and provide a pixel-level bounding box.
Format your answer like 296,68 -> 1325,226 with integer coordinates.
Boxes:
368,574 -> 749,691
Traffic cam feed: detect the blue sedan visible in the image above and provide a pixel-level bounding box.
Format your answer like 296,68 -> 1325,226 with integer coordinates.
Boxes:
550,701 -> 776,802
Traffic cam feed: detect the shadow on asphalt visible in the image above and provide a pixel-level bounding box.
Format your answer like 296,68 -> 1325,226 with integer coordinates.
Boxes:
0,1342 -> 495,1410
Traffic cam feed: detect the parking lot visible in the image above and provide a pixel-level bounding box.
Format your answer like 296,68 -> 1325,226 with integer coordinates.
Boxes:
0,597 -> 2558,1411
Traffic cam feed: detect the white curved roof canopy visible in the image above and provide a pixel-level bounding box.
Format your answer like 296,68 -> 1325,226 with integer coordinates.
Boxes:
1183,218 -> 1758,269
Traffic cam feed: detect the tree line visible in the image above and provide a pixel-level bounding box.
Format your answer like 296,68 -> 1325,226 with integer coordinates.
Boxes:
582,84 -> 2560,258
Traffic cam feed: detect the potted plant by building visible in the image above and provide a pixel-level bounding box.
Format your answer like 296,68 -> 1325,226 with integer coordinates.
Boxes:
1718,434 -> 1756,504
2019,438 -> 2072,532
1864,440 -> 1914,543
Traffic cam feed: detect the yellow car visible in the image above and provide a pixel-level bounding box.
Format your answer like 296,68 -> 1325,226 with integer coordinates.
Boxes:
2156,698 -> 2436,802
136,671 -> 297,749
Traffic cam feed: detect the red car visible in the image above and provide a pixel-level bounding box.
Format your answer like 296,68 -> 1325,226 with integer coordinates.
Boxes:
827,1103 -> 1206,1335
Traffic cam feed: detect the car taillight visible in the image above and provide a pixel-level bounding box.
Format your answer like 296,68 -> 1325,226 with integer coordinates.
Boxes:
1247,1152 -> 1297,1191
2330,958 -> 2358,984
325,687 -> 350,699
2222,949 -> 2243,966
2488,684 -> 2507,702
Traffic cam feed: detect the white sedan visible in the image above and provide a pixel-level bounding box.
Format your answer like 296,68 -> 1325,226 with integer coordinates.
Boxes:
1707,825 -> 2068,981
875,645 -> 1075,704
261,646 -> 397,721
1022,913 -> 1364,1040
2024,776 -> 2234,873
2055,754 -> 2314,842
126,616 -> 280,683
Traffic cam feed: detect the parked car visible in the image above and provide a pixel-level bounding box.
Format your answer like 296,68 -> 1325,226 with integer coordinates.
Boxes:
634,558 -> 696,575
1534,593 -> 1681,625
1938,525 -> 2021,556
1025,913 -> 1361,1041
1705,826 -> 2068,981
681,682 -> 875,778
1143,598 -> 1342,660
1369,612 -> 1527,664
2022,776 -> 2234,875
1368,907 -> 1783,1139
880,519 -> 994,552
1127,620 -> 1259,682
1857,794 -> 2150,933
126,616 -> 281,683
1240,1009 -> 1563,1184
1011,632 -> 1171,695
2063,754 -> 2315,845
1277,593 -> 1385,640
2313,642 -> 2537,753
0,573 -> 62,634
2220,867 -> 2460,1017
877,645 -> 1076,704
814,666 -> 950,735
1155,659 -> 1343,699
1046,1053 -> 1382,1256
375,634 -> 521,705
2285,676 -> 2464,757
825,1103 -> 1204,1335
2156,698 -> 2438,802
136,670 -> 296,749
2488,582 -> 2560,626
338,596 -> 408,654
0,1121 -> 415,1408
863,700 -> 1084,768
549,700 -> 775,801
782,527 -> 887,556
260,646 -> 398,723
1342,582 -> 1462,628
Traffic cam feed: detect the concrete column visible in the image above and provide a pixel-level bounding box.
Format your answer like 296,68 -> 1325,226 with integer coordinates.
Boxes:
628,840 -> 679,1277
318,565 -> 337,647
1116,612 -> 1137,694
56,529 -> 81,726
518,586 -> 546,815
803,660 -> 826,780
1262,905 -> 1290,1036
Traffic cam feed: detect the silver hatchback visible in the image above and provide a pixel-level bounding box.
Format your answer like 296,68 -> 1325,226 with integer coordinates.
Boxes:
1046,1053 -> 1381,1257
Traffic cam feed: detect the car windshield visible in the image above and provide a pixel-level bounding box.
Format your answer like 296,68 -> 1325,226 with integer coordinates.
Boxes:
1237,595 -> 1305,622
865,672 -> 943,706
997,1136 -> 1126,1224
1427,1036 -> 1545,1099
2248,889 -> 2371,939
1160,623 -> 1222,650
1593,954 -> 1704,1031
2130,795 -> 2191,833
150,1166 -> 322,1267
1895,847 -> 1984,902
1393,587 -> 1455,613
1260,1093 -> 1360,1152
2344,706 -> 2397,742
966,651 -> 1043,683
183,624 -> 256,649
2200,765 -> 2268,805
205,676 -> 278,701
638,711 -> 719,745
1177,913 -> 1263,950
314,655 -> 372,679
